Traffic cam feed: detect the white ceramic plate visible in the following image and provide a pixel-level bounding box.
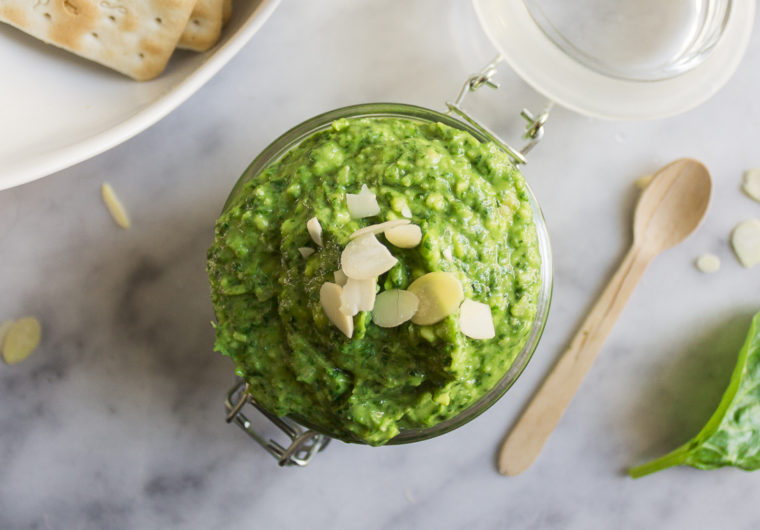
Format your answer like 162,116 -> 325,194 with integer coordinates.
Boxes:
0,0 -> 280,191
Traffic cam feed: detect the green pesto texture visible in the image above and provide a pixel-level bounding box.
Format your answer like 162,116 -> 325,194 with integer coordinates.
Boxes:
207,117 -> 541,445
630,311 -> 760,477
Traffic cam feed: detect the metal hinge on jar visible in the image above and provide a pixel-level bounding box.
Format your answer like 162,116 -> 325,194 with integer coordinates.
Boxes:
224,379 -> 331,466
446,55 -> 552,165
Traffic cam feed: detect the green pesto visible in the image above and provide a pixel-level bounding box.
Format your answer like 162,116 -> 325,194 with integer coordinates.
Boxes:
207,117 -> 541,445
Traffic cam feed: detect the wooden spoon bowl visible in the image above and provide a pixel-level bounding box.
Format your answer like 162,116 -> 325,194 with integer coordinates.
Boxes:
634,159 -> 712,255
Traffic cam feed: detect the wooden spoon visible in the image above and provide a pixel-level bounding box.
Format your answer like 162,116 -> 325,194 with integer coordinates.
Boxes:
498,158 -> 712,476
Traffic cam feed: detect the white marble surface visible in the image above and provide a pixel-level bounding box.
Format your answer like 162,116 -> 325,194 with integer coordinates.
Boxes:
2,1 -> 760,528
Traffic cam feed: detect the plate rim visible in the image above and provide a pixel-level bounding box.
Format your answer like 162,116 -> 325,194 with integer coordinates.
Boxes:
0,0 -> 281,191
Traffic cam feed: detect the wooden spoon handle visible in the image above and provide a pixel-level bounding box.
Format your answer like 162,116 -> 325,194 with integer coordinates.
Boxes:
498,245 -> 651,476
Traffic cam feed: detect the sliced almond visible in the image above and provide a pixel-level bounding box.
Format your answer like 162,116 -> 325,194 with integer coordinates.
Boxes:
407,272 -> 464,325
341,234 -> 398,280
372,290 -> 419,328
2,317 -> 42,365
334,269 -> 348,286
346,184 -> 380,219
0,320 -> 13,348
306,217 -> 323,247
340,277 -> 377,316
401,205 -> 413,218
298,247 -> 315,258
385,224 -> 422,248
742,169 -> 760,203
695,253 -> 720,273
459,299 -> 495,339
320,283 -> 353,338
350,219 -> 410,240
731,219 -> 760,268
101,183 -> 130,229
635,174 -> 654,190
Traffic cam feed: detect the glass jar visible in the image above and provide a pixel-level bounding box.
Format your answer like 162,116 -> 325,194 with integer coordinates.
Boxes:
218,0 -> 755,466
220,102 -> 553,462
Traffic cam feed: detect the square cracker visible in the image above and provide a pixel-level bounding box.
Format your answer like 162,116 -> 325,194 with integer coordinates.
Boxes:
177,0 -> 222,52
0,0 -> 196,80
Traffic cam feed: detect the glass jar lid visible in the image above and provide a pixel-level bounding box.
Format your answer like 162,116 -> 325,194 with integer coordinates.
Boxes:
473,0 -> 755,119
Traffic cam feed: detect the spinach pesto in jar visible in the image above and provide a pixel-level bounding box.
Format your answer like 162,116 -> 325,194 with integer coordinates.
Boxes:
207,116 -> 541,445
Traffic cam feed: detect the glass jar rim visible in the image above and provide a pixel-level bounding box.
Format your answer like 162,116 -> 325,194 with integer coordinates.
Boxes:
223,102 -> 553,444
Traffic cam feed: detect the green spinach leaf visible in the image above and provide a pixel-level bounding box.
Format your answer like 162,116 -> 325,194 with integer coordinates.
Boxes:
630,311 -> 760,478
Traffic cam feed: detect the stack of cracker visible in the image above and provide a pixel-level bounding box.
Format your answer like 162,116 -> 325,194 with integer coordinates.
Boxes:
0,0 -> 232,81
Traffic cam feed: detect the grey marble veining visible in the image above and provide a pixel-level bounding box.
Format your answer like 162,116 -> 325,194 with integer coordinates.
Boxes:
2,1 -> 760,529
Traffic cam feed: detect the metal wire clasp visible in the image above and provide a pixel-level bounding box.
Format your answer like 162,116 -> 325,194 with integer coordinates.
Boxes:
224,379 -> 331,466
447,55 -> 552,164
